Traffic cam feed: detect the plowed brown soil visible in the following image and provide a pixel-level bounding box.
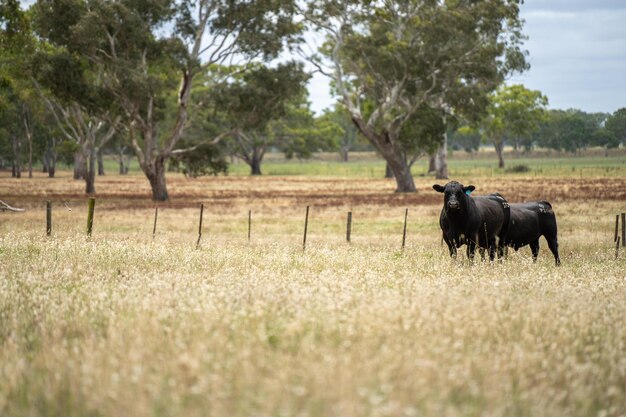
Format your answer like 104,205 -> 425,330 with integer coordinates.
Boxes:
1,171 -> 624,212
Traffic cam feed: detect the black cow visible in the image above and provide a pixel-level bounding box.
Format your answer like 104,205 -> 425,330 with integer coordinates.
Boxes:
504,201 -> 561,265
433,181 -> 510,261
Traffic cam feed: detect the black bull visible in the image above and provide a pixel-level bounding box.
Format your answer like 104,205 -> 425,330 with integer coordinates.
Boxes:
433,181 -> 510,261
506,201 -> 561,265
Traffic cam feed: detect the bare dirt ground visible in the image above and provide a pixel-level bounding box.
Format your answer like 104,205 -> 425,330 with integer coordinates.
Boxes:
1,171 -> 625,212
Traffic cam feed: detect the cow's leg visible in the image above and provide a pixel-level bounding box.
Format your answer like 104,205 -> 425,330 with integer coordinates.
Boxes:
467,240 -> 476,262
487,238 -> 497,261
530,239 -> 540,262
546,235 -> 561,266
450,245 -> 457,259
496,237 -> 506,261
479,247 -> 486,261
444,235 -> 457,259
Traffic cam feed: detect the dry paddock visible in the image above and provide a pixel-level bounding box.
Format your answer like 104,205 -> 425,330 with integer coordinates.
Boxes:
1,172 -> 625,417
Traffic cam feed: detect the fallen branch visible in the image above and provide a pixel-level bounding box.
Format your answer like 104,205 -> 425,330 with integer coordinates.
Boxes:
0,200 -> 25,212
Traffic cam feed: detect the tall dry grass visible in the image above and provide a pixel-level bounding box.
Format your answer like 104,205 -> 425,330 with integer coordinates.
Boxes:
1,174 -> 625,417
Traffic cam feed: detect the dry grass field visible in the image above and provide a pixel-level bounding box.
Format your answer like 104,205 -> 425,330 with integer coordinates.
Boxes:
1,168 -> 625,417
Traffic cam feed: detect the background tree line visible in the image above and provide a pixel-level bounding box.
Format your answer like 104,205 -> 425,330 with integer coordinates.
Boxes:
1,0 -> 624,201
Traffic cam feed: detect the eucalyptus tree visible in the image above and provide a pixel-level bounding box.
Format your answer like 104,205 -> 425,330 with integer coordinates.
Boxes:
33,0 -> 301,200
211,62 -> 310,175
534,109 -> 601,154
0,81 -> 21,176
301,0 -> 527,191
316,104 -> 365,162
481,84 -> 547,168
0,0 -> 40,178
604,108 -> 626,147
30,49 -> 119,192
268,96 -> 339,164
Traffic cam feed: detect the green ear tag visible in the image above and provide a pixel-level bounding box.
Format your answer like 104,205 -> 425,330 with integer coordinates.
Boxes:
465,190 -> 472,195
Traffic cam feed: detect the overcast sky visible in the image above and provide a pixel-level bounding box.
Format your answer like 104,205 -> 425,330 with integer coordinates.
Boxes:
307,0 -> 626,115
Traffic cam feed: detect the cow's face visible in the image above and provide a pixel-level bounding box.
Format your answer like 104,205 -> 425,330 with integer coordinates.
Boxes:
432,181 -> 475,211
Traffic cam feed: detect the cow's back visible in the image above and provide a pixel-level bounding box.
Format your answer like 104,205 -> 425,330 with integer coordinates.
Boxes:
508,201 -> 557,246
473,195 -> 510,236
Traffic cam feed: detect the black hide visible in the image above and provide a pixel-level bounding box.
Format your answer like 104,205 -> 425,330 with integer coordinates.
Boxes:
433,181 -> 510,261
505,201 -> 561,265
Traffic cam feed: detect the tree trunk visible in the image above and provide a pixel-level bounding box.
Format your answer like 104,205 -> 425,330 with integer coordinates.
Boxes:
12,161 -> 19,178
97,151 -> 105,176
494,141 -> 505,168
27,135 -> 33,178
74,151 -> 86,180
340,146 -> 349,162
118,148 -> 128,174
435,132 -> 449,180
384,161 -> 394,178
47,140 -> 57,178
85,143 -> 96,194
388,157 -> 416,192
250,156 -> 262,175
427,154 -> 436,175
22,105 -> 34,178
10,133 -> 21,178
144,157 -> 169,201
349,118 -> 416,192
48,157 -> 56,178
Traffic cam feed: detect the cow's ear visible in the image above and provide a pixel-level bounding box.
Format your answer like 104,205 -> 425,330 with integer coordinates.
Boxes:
463,185 -> 475,195
432,184 -> 445,193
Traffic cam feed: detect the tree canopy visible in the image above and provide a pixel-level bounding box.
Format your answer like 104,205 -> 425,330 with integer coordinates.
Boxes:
301,0 -> 528,191
481,84 -> 548,167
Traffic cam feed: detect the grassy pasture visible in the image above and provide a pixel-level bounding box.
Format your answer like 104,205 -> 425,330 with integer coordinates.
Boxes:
95,149 -> 626,178
1,160 -> 625,417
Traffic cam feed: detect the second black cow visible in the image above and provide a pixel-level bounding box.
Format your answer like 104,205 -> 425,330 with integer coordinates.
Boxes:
504,200 -> 561,265
433,181 -> 510,261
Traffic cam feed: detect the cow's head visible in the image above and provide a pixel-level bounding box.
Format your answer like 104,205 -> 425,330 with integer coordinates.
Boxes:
432,181 -> 475,211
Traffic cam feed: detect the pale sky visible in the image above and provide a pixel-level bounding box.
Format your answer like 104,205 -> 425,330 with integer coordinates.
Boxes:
307,0 -> 626,115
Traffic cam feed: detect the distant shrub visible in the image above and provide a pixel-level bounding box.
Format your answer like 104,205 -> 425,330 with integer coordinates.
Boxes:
505,164 -> 531,173
171,143 -> 228,178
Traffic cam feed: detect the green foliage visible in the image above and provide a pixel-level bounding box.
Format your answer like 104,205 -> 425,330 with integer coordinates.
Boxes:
170,143 -> 228,178
271,100 -> 339,160
604,108 -> 626,146
534,109 -> 604,152
207,62 -> 331,173
449,125 -> 481,153
305,0 -> 529,190
505,164 -> 530,173
317,104 -> 372,157
212,0 -> 302,60
398,105 -> 445,158
56,139 -> 79,165
212,62 -> 310,131
483,84 -> 548,146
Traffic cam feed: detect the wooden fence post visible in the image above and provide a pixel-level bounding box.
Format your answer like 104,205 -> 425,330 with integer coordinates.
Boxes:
402,208 -> 408,250
152,207 -> 158,239
86,198 -> 95,236
46,201 -> 52,236
346,211 -> 352,243
303,206 -> 310,252
196,204 -> 204,248
622,213 -> 625,246
616,236 -> 621,260
248,210 -> 252,242
615,214 -> 620,242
